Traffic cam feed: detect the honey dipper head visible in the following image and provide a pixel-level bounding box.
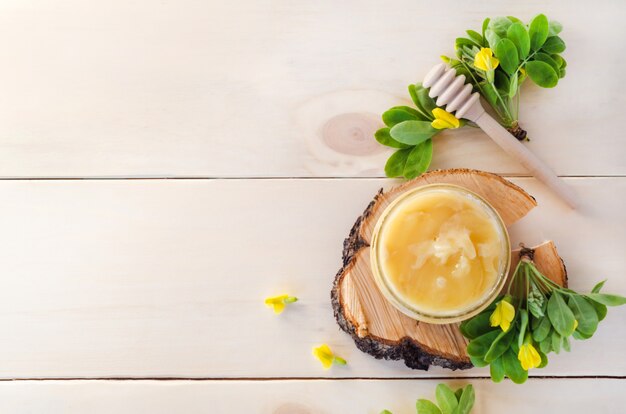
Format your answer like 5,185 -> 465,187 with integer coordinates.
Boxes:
422,63 -> 484,122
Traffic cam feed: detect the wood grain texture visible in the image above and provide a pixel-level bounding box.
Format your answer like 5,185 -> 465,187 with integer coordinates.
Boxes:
0,379 -> 625,413
0,0 -> 624,177
0,178 -> 623,378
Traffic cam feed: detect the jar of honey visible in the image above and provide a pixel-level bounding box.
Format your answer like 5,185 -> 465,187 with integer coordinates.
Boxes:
370,184 -> 510,323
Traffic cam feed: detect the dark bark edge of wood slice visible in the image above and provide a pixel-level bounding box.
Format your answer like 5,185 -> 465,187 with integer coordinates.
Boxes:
331,169 -> 568,371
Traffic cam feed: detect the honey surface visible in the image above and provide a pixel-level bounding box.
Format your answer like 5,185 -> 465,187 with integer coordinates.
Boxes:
379,189 -> 505,315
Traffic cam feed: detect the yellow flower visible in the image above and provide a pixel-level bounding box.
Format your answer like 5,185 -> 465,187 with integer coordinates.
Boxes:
490,299 -> 515,332
474,48 -> 500,71
518,342 -> 542,370
573,319 -> 578,330
431,108 -> 460,130
264,294 -> 298,314
312,344 -> 347,369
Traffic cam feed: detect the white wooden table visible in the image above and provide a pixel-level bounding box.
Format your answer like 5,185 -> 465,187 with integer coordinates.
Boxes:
0,1 -> 624,412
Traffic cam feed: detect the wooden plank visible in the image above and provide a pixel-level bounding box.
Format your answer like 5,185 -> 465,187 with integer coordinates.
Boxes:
0,0 -> 624,177
0,178 -> 624,378
0,379 -> 624,412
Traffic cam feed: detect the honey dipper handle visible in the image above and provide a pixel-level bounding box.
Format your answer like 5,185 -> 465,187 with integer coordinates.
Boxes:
474,113 -> 578,208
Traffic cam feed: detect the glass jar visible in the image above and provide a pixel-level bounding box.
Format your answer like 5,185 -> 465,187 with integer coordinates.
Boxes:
370,184 -> 511,324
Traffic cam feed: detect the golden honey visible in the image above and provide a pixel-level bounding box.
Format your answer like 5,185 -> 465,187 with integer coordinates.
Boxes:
371,184 -> 510,323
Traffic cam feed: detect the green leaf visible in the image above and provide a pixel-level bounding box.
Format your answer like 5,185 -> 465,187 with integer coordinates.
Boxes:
416,399 -> 442,414
547,292 -> 577,336
384,148 -> 412,178
390,121 -> 437,146
562,335 -> 571,352
452,65 -> 472,80
503,349 -> 528,384
551,330 -> 562,354
494,70 -> 510,94
539,333 -> 552,354
455,37 -> 479,50
534,52 -> 560,74
380,410 -> 393,414
532,316 -> 551,342
467,330 -> 501,358
506,22 -> 530,59
527,283 -> 545,318
529,14 -> 549,51
375,128 -> 410,149
460,311 -> 494,339
417,88 -> 437,115
484,29 -> 501,50
490,355 -> 505,383
485,327 -> 515,362
586,293 -> 626,306
538,350 -> 549,368
435,384 -> 458,414
590,300 -> 608,322
454,388 -> 463,402
572,330 -> 592,340
548,20 -> 563,36
508,74 -> 516,99
489,16 -> 513,37
526,60 -> 559,88
408,84 -> 433,119
382,106 -> 426,127
542,36 -> 566,54
408,84 -> 421,108
403,139 -> 433,179
466,30 -> 484,46
469,355 -> 489,368
456,385 -> 475,414
572,331 -> 591,341
551,54 -> 565,68
517,309 -> 528,348
592,280 -> 607,294
482,17 -> 490,38
507,16 -> 522,24
479,81 -> 500,108
568,295 -> 599,336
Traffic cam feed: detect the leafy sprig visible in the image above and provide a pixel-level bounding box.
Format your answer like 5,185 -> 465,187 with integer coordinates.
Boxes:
376,84 -> 465,179
460,248 -> 626,384
376,14 -> 567,178
447,14 -> 567,138
381,383 -> 475,414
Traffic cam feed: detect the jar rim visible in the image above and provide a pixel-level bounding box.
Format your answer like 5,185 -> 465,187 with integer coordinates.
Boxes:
370,183 -> 511,324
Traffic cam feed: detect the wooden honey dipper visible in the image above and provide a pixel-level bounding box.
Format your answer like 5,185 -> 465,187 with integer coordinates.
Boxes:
423,63 -> 578,208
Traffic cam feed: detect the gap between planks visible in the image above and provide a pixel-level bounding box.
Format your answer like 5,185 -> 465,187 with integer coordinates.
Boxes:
0,376 -> 624,382
0,175 -> 623,181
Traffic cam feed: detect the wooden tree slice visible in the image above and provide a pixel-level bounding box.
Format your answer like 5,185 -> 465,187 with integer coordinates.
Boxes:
331,169 -> 568,370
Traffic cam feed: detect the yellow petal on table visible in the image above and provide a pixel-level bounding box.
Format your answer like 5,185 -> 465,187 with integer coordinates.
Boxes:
518,342 -> 542,370
265,294 -> 290,314
431,108 -> 460,130
474,48 -> 500,71
312,344 -> 336,369
490,300 -> 515,332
